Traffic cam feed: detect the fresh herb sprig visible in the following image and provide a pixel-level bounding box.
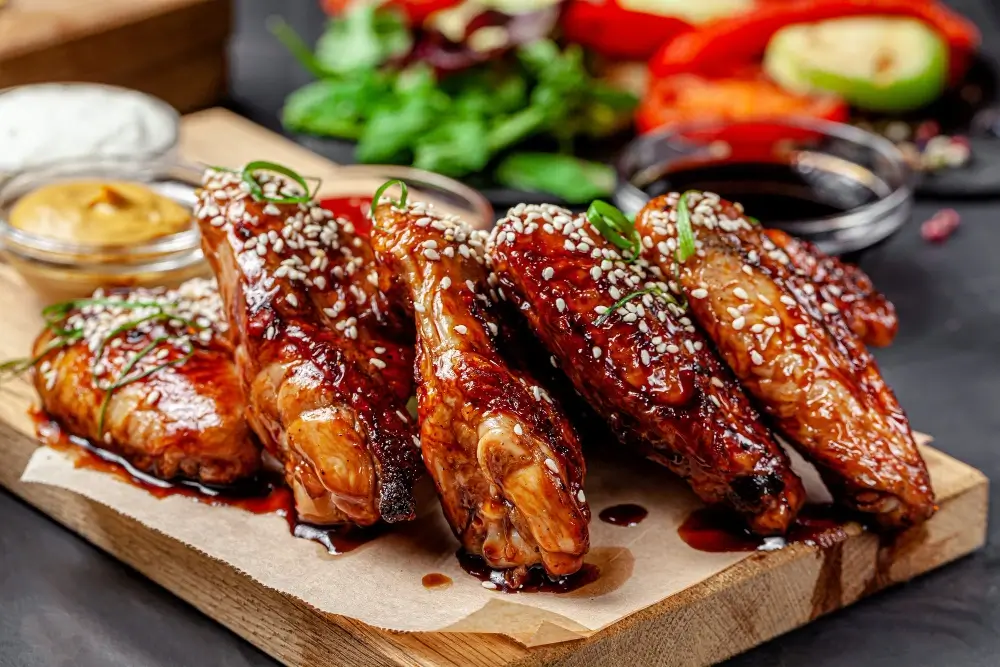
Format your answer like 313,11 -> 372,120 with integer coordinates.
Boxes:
208,162 -> 321,205
595,286 -> 686,327
2,296 -> 207,439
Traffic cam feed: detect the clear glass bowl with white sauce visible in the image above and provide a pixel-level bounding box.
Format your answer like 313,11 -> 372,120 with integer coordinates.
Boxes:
0,159 -> 209,303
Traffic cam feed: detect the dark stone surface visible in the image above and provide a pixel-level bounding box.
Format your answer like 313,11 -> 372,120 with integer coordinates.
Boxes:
2,1 -> 999,665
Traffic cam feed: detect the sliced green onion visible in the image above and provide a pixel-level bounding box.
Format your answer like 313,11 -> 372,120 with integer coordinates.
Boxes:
586,200 -> 639,257
597,286 -> 664,326
372,179 -> 409,212
675,191 -> 697,263
747,215 -> 760,226
241,161 -> 320,205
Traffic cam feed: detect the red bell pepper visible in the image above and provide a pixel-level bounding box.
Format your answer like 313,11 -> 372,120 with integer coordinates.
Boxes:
648,0 -> 980,84
321,0 -> 461,24
561,0 -> 696,61
636,69 -> 849,134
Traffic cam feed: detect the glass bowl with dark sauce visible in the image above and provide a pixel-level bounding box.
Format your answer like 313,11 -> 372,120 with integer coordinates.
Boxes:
616,118 -> 914,255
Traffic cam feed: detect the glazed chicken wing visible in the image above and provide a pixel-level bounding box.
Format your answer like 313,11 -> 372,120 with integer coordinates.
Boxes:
763,228 -> 898,347
635,192 -> 934,528
195,168 -> 421,526
371,198 -> 590,577
31,279 -> 260,485
488,204 -> 805,535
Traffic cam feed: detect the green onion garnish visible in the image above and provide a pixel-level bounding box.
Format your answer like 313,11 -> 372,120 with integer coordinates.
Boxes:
241,161 -> 320,205
372,179 -> 409,212
675,191 -> 697,263
586,200 -> 639,259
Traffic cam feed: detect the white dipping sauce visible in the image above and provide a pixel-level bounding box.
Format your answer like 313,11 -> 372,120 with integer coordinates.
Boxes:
0,84 -> 179,172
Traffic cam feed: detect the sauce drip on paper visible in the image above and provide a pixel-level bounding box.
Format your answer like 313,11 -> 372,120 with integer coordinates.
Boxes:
678,505 -> 853,553
456,551 -> 601,594
32,411 -> 378,554
598,503 -> 648,527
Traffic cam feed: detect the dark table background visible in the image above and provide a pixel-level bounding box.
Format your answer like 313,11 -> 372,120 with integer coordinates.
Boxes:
3,1 -> 1000,665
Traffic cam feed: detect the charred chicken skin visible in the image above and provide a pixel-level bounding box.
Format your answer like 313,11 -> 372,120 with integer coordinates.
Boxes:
371,198 -> 590,577
31,279 -> 260,485
488,204 -> 805,535
195,168 -> 421,526
635,192 -> 934,528
763,228 -> 898,347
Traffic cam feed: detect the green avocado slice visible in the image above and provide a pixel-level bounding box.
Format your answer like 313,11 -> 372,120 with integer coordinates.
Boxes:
763,16 -> 949,113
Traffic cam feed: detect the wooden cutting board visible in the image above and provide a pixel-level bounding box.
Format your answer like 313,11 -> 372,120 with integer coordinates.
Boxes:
0,0 -> 229,112
0,108 -> 989,667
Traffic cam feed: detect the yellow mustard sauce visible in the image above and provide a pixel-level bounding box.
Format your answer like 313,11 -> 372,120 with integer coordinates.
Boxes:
9,181 -> 191,246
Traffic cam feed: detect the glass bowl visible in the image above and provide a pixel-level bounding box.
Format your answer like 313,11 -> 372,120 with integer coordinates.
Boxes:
0,158 -> 208,303
315,164 -> 495,230
615,117 -> 914,255
0,83 -> 180,175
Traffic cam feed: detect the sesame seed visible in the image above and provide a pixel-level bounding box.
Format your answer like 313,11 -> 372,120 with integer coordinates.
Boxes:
710,377 -> 724,388
732,316 -> 746,331
286,294 -> 298,308
454,325 -> 468,335
482,581 -> 498,590
590,266 -> 602,280
593,346 -> 602,358
370,358 -> 387,369
821,302 -> 839,314
794,324 -> 808,337
556,298 -> 566,313
733,287 -> 749,300
750,350 -> 765,365
424,249 -> 440,260
666,344 -> 679,354
542,267 -> 555,280
751,323 -> 765,333
577,489 -> 586,503
691,288 -> 708,299
513,424 -> 523,436
544,458 -> 559,473
763,316 -> 781,326
641,350 -> 651,365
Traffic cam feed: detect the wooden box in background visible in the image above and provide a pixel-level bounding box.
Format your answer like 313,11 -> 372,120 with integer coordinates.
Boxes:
0,0 -> 231,112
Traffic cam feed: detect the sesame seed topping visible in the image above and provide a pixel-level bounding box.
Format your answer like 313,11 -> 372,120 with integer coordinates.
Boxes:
733,287 -> 749,300
750,350 -> 765,365
513,424 -> 523,436
370,358 -> 387,369
763,316 -> 781,326
691,288 -> 708,299
794,324 -> 808,337
542,267 -> 555,280
544,458 -> 559,473
577,489 -> 586,503
556,298 -> 566,313
732,316 -> 746,331
592,346 -> 602,358
454,324 -> 468,335
821,302 -> 839,314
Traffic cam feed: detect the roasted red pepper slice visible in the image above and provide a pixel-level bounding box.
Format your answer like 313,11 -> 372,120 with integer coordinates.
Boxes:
636,70 -> 849,134
648,0 -> 979,84
561,0 -> 696,61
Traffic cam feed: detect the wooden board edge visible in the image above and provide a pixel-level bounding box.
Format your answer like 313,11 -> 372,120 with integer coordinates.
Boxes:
0,413 -> 988,667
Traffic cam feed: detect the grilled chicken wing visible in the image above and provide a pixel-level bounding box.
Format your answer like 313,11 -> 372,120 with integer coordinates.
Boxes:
763,228 -> 898,347
195,168 -> 421,526
372,198 -> 590,577
635,192 -> 934,528
31,280 -> 260,485
488,204 -> 805,535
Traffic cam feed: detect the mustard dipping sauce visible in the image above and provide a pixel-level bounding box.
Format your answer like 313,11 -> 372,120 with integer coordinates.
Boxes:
9,180 -> 191,246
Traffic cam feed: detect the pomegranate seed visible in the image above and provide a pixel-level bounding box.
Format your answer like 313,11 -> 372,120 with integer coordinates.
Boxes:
921,209 -> 960,244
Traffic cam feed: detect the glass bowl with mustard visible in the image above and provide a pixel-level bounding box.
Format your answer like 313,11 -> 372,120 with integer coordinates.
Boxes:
0,158 -> 209,303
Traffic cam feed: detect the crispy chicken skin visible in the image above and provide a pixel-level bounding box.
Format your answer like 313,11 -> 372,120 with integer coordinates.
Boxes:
488,204 -> 805,535
371,199 -> 590,576
763,228 -> 898,347
195,168 -> 421,526
635,192 -> 935,528
32,280 -> 260,485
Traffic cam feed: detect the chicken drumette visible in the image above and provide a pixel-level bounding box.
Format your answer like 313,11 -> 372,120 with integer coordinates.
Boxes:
195,167 -> 421,526
31,279 -> 260,485
371,197 -> 590,577
635,192 -> 934,528
488,204 -> 805,535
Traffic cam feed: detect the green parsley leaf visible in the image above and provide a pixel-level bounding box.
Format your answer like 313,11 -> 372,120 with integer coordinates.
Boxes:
497,153 -> 616,204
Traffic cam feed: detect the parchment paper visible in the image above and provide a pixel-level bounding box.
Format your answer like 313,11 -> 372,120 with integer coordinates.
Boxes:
17,433 -> 867,647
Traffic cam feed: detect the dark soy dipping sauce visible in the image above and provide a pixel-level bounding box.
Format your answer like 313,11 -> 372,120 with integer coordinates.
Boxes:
678,505 -> 853,553
457,551 -> 601,594
598,503 -> 648,527
32,412 -> 379,554
640,162 -> 884,224
422,573 -> 453,589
